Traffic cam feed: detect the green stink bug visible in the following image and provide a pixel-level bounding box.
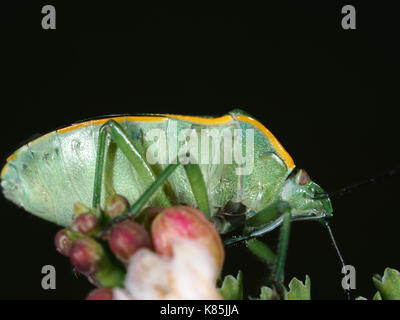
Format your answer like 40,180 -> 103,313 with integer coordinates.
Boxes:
1,109 -> 340,296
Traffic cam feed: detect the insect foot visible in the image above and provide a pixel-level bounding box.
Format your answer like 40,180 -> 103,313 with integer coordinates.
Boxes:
151,206 -> 225,272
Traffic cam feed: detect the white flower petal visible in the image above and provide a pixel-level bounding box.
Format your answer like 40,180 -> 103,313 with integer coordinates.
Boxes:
112,288 -> 133,300
114,239 -> 222,300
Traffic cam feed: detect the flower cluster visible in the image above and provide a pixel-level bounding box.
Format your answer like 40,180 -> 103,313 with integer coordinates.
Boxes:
54,195 -> 225,300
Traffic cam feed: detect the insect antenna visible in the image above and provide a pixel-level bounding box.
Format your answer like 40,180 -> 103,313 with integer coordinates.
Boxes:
321,219 -> 351,300
314,165 -> 400,200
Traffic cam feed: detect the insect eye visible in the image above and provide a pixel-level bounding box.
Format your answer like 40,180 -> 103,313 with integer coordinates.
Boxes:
298,170 -> 310,185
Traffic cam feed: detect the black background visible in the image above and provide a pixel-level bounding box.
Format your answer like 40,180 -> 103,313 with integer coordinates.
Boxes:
1,2 -> 399,300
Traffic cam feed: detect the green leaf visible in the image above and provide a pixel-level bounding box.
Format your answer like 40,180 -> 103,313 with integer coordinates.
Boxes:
285,275 -> 311,300
259,286 -> 274,300
355,292 -> 382,301
219,271 -> 243,300
372,292 -> 382,300
372,268 -> 400,300
249,286 -> 275,300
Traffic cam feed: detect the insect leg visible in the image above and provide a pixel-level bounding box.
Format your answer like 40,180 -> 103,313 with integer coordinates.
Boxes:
272,206 -> 291,284
223,200 -> 288,245
92,122 -> 108,208
184,163 -> 210,217
224,201 -> 292,297
231,202 -> 291,283
92,119 -> 171,208
245,238 -> 276,269
223,216 -> 283,245
101,163 -> 180,234
268,207 -> 291,298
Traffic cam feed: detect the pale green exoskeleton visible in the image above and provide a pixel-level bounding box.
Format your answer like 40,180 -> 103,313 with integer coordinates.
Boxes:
1,110 -> 343,296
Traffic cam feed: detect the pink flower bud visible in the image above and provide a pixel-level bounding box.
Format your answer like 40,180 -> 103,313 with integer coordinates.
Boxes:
69,237 -> 102,275
86,287 -> 114,300
71,213 -> 98,235
105,194 -> 130,218
151,206 -> 225,271
73,202 -> 91,217
109,220 -> 151,265
54,229 -> 73,256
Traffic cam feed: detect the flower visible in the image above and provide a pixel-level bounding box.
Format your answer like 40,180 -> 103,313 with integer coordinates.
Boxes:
105,194 -> 130,218
86,287 -> 114,300
151,206 -> 225,271
69,237 -> 103,275
108,220 -> 152,265
54,229 -> 73,256
71,213 -> 99,235
113,238 -> 222,300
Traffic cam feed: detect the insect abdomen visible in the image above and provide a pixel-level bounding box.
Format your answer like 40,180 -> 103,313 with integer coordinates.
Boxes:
1,113 -> 295,226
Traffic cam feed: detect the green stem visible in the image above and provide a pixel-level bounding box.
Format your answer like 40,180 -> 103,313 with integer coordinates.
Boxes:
95,254 -> 125,288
